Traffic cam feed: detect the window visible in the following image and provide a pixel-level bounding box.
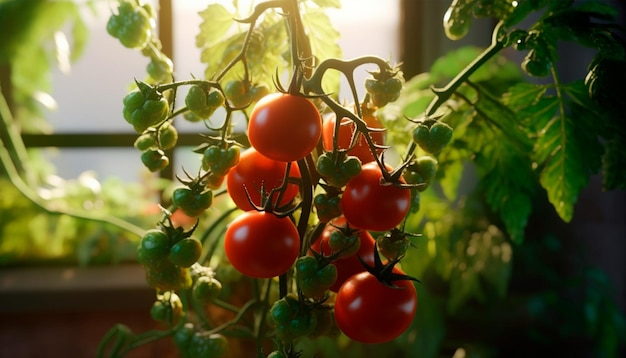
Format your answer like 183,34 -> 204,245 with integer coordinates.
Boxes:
29,0 -> 402,184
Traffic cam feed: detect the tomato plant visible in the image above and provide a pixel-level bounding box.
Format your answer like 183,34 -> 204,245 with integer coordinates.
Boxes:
81,0 -> 626,357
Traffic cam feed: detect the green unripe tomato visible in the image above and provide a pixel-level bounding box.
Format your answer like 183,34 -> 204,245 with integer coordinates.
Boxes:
172,187 -> 213,217
295,256 -> 318,277
106,1 -> 153,49
224,79 -> 250,108
169,237 -> 202,268
412,122 -> 453,154
329,231 -> 360,258
158,122 -> 178,150
134,131 -> 157,151
140,149 -> 169,172
150,292 -> 183,325
139,229 -> 170,260
269,294 -> 299,324
186,333 -> 228,358
147,56 -> 173,82
192,276 -> 223,303
250,84 -> 270,102
173,323 -> 195,347
123,87 -> 169,133
340,156 -> 362,178
415,156 -> 438,183
206,89 -> 225,108
377,235 -> 410,261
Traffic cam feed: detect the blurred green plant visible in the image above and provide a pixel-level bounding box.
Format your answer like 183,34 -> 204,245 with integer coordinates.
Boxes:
0,0 -> 161,266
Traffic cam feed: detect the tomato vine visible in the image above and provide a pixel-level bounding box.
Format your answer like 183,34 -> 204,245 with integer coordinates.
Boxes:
91,0 -> 626,357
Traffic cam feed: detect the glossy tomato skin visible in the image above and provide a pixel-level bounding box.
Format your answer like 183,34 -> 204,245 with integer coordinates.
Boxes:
334,269 -> 417,344
226,147 -> 301,211
341,162 -> 411,231
224,211 -> 300,278
248,93 -> 322,162
310,217 -> 376,292
322,113 -> 385,164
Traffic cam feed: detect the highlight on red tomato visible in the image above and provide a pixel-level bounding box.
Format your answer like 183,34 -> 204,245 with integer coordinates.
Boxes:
224,211 -> 300,278
310,216 -> 376,292
333,268 -> 418,344
341,162 -> 412,231
226,147 -> 301,211
322,111 -> 385,164
248,93 -> 322,162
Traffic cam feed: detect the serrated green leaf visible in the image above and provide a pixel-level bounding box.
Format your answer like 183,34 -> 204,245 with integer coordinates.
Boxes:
301,7 -> 342,95
481,161 -> 534,243
502,82 -> 548,110
196,4 -> 234,48
473,84 -> 532,150
467,104 -> 535,242
533,83 -> 603,222
246,16 -> 289,88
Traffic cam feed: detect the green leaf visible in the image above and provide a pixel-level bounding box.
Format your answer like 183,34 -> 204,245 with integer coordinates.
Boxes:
481,160 -> 534,244
502,82 -> 547,111
301,7 -> 342,95
467,85 -> 536,243
532,82 -> 603,222
196,4 -> 234,49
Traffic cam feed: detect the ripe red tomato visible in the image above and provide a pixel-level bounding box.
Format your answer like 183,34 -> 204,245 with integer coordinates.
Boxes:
334,268 -> 417,343
224,211 -> 300,278
310,217 -> 376,292
248,93 -> 322,162
341,162 -> 411,231
322,112 -> 385,164
226,147 -> 301,211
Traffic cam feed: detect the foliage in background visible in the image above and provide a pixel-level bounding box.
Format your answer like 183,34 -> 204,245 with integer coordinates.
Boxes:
0,0 -> 157,266
377,0 -> 626,356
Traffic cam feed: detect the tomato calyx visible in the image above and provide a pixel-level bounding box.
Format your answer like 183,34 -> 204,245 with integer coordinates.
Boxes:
315,151 -> 362,188
158,206 -> 199,245
357,242 -> 420,289
313,184 -> 342,223
377,228 -> 421,261
239,161 -> 301,217
309,220 -> 363,264
376,153 -> 426,191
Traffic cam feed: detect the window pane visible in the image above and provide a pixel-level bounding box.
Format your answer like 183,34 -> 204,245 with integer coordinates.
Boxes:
41,148 -> 145,182
45,1 -> 158,133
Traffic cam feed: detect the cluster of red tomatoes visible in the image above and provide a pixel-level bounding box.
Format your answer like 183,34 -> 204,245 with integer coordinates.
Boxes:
221,91 -> 418,344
